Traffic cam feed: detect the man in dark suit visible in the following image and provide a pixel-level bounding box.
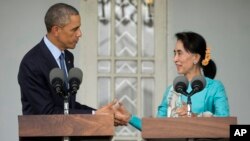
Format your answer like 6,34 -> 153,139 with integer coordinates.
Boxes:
18,3 -> 114,118
18,3 -> 128,140
18,3 -> 118,141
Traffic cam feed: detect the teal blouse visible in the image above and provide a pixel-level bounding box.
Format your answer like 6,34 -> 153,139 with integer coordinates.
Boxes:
129,77 -> 230,131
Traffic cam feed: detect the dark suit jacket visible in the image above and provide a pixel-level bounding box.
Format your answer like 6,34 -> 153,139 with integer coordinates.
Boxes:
18,39 -> 95,115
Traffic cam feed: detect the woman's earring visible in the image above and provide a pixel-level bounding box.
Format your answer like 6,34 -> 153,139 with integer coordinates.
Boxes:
193,61 -> 197,65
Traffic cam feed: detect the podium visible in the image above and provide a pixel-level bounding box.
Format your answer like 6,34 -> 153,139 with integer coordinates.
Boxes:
18,114 -> 114,141
142,117 -> 237,141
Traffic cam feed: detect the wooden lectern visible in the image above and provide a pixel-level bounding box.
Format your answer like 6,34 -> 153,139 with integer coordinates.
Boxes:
142,117 -> 237,141
18,114 -> 114,141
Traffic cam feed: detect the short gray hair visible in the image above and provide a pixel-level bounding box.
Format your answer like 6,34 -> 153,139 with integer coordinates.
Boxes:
44,3 -> 79,32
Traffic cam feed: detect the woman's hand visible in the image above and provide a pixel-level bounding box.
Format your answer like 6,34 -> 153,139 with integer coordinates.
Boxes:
176,102 -> 197,117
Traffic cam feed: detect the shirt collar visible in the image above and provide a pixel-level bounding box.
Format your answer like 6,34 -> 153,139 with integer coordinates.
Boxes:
43,35 -> 63,60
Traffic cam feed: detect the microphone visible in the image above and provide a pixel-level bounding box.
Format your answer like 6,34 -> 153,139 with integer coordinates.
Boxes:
173,76 -> 189,95
173,75 -> 206,117
68,67 -> 83,95
49,68 -> 65,96
189,76 -> 206,96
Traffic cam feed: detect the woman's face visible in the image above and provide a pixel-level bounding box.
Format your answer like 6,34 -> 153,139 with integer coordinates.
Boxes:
173,40 -> 198,75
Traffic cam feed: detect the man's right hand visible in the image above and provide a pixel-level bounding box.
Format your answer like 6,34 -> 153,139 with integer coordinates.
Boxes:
113,102 -> 131,126
95,99 -> 117,115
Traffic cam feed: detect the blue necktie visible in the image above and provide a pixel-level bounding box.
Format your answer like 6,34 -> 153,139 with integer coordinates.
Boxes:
60,53 -> 75,108
59,53 -> 68,90
59,53 -> 76,108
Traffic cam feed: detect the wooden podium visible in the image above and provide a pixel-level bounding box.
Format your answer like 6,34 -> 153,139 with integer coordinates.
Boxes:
18,114 -> 114,141
142,117 -> 237,141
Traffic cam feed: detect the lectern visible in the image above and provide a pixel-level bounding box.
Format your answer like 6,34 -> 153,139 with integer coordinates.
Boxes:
18,114 -> 114,141
142,117 -> 237,141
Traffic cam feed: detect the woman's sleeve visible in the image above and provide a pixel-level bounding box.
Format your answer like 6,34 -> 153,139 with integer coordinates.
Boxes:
128,86 -> 172,131
157,86 -> 171,117
213,80 -> 230,117
129,115 -> 142,131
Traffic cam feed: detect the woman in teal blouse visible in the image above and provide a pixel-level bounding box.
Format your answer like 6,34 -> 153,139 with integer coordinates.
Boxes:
117,31 -> 230,131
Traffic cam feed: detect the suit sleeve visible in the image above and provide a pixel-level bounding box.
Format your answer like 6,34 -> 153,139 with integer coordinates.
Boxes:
72,102 -> 96,114
65,50 -> 96,114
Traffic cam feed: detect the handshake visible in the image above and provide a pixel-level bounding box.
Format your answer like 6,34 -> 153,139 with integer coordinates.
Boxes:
95,99 -> 131,126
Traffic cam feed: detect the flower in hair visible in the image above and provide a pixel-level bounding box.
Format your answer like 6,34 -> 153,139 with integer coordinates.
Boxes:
202,47 -> 211,66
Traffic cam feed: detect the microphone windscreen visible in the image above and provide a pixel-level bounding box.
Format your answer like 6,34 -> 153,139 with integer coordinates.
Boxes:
173,76 -> 189,92
68,67 -> 83,84
49,68 -> 64,84
191,76 -> 206,91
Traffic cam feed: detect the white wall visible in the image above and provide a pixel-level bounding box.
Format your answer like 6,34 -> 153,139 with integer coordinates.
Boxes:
0,0 -> 80,140
167,0 -> 250,124
0,0 -> 249,140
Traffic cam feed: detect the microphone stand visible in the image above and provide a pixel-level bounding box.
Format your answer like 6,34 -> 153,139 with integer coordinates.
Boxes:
179,90 -> 193,117
186,94 -> 194,141
64,94 -> 69,115
187,96 -> 192,117
177,90 -> 192,117
186,88 -> 199,117
63,92 -> 70,141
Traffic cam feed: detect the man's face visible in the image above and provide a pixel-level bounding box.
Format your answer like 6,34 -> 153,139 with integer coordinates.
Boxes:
57,15 -> 82,50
